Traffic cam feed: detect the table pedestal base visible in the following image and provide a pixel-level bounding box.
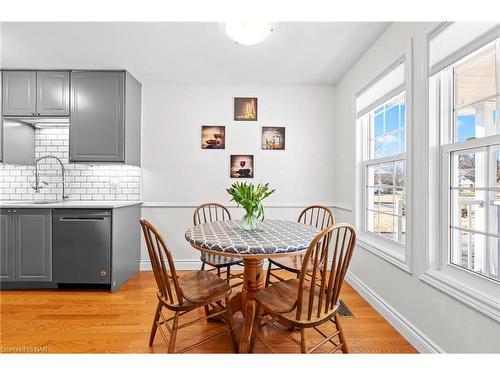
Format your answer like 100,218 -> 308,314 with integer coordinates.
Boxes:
229,257 -> 264,353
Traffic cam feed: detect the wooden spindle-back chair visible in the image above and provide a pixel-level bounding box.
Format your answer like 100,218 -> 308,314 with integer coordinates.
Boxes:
251,223 -> 356,354
193,203 -> 243,287
265,205 -> 335,286
140,219 -> 237,353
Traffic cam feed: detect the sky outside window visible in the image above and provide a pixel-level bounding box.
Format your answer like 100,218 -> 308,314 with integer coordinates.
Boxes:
371,92 -> 406,158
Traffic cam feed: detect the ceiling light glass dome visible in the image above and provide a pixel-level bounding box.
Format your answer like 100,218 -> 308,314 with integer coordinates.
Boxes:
225,21 -> 274,46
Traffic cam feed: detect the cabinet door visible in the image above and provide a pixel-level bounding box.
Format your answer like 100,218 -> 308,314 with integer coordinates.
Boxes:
70,71 -> 125,162
15,209 -> 52,282
36,71 -> 70,116
0,210 -> 14,281
2,71 -> 37,116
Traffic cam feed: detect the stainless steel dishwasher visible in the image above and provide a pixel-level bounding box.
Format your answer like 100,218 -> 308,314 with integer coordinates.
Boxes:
53,209 -> 111,284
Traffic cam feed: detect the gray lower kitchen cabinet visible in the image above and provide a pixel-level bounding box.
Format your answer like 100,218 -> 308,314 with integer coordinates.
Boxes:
16,209 -> 52,282
0,209 -> 52,282
0,204 -> 140,291
0,209 -> 14,280
2,71 -> 37,116
70,71 -> 141,166
36,71 -> 70,116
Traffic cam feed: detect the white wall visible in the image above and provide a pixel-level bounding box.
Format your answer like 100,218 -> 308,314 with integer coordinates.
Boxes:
140,83 -> 336,267
333,22 -> 500,353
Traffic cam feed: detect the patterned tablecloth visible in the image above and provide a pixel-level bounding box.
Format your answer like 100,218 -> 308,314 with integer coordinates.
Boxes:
185,219 -> 320,256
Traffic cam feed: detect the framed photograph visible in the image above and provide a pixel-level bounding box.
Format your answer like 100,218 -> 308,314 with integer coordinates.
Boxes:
230,155 -> 254,178
234,97 -> 258,121
201,126 -> 225,149
262,127 -> 286,150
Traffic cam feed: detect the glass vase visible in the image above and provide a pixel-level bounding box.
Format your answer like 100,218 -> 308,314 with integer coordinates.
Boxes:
241,212 -> 260,231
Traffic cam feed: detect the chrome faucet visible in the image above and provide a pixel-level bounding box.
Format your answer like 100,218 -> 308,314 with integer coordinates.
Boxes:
33,155 -> 69,200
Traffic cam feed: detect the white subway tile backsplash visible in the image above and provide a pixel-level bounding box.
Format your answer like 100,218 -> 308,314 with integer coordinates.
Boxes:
0,126 -> 141,201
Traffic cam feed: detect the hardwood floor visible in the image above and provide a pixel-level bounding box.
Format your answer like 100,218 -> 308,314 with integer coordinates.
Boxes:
0,271 -> 417,354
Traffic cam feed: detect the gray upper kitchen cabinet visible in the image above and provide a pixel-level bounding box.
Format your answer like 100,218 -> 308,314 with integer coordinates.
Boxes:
36,71 -> 70,116
0,71 -> 3,162
0,209 -> 14,281
14,209 -> 52,282
2,71 -> 36,116
1,119 -> 35,166
70,71 -> 141,166
1,70 -> 70,117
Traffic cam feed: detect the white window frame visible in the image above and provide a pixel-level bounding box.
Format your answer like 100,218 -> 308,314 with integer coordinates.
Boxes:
421,23 -> 500,322
355,51 -> 413,273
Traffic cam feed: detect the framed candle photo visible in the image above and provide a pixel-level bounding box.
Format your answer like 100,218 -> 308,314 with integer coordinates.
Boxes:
230,155 -> 254,178
262,127 -> 285,150
201,126 -> 225,149
234,97 -> 258,121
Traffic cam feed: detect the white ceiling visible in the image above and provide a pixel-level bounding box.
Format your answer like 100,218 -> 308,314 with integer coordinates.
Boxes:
1,22 -> 390,85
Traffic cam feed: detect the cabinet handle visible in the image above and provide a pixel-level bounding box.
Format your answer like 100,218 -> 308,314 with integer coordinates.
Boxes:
36,112 -> 40,116
32,112 -> 35,116
13,210 -> 17,213
7,210 -> 11,213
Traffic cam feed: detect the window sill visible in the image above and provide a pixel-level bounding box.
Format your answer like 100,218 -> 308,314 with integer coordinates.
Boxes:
420,270 -> 500,322
357,234 -> 411,274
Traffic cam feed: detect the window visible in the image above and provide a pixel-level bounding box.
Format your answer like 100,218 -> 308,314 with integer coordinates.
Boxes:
363,93 -> 406,244
434,39 -> 500,282
424,23 -> 500,322
356,56 -> 409,267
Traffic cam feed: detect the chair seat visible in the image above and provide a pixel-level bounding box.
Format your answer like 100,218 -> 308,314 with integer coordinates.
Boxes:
256,279 -> 338,327
178,270 -> 231,304
269,254 -> 314,273
201,252 -> 243,267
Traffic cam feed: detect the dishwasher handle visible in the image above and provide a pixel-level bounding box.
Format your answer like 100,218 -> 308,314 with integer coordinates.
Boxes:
54,210 -> 111,222
59,217 -> 107,222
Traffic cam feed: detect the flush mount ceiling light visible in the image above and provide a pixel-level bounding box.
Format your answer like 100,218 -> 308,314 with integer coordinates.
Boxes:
225,21 -> 274,46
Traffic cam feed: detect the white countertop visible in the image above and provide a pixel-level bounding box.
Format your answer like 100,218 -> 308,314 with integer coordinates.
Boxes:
0,200 -> 142,209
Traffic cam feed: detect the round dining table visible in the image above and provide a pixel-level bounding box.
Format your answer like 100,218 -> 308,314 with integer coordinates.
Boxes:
185,219 -> 320,353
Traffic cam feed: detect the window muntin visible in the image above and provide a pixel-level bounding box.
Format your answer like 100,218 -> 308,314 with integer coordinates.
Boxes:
449,147 -> 500,281
365,164 -> 406,243
439,37 -> 500,282
369,93 -> 406,159
362,92 -> 407,245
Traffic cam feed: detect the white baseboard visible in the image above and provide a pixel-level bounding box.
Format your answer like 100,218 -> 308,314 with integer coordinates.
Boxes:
345,271 -> 444,353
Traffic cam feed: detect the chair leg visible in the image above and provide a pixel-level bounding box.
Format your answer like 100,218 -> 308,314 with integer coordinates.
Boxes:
334,315 -> 349,353
168,312 -> 180,354
300,328 -> 308,354
265,260 -> 273,287
249,300 -> 261,353
149,300 -> 162,346
201,260 -> 210,317
225,296 -> 238,353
